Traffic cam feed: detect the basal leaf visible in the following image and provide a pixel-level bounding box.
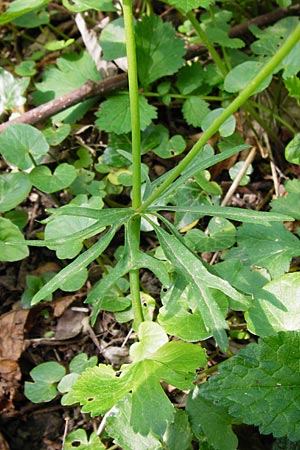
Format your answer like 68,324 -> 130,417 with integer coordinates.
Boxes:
33,51 -> 101,123
201,108 -> 236,137
0,217 -> 29,262
185,217 -> 236,252
62,0 -> 115,11
176,62 -> 206,95
245,272 -> 300,336
165,0 -> 213,13
225,222 -> 300,278
0,0 -> 50,25
136,15 -> 185,87
200,331 -> 300,441
187,387 -> 238,450
64,429 -> 105,450
29,163 -> 77,194
0,123 -> 49,170
182,97 -> 210,128
285,133 -> 300,165
95,93 -> 157,134
224,61 -> 273,94
0,172 -> 31,213
25,361 -> 66,403
163,410 -> 193,450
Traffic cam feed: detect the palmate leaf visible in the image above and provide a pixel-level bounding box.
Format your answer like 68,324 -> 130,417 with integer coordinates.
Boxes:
64,322 -> 206,436
200,331 -> 300,441
151,223 -> 248,350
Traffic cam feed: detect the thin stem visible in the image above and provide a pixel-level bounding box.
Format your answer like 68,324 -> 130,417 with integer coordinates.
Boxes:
139,24 -> 300,212
123,0 -> 141,211
122,0 -> 144,327
186,11 -> 228,77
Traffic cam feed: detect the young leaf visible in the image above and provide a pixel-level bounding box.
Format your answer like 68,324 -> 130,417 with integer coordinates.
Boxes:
225,222 -> 300,278
245,272 -> 300,336
200,331 -> 300,441
0,123 -> 49,170
29,163 -> 77,194
0,68 -> 29,114
0,172 -> 31,213
0,217 -> 29,262
187,387 -> 238,450
95,93 -> 157,134
136,15 -> 185,87
152,224 -> 248,350
25,361 -> 66,403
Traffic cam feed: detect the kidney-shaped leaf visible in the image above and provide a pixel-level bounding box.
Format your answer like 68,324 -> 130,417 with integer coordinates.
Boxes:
0,217 -> 29,262
29,163 -> 77,193
224,61 -> 273,94
0,172 -> 31,213
0,123 -> 49,169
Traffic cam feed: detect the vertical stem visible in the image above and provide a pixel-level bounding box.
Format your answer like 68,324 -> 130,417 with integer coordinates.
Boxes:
186,11 -> 227,77
122,0 -> 144,327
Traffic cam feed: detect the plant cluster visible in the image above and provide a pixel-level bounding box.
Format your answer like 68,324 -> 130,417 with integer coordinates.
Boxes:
1,0 -> 300,448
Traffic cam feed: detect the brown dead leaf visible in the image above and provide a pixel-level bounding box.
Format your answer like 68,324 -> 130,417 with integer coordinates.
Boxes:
0,432 -> 10,450
54,309 -> 86,340
52,295 -> 78,318
0,309 -> 29,412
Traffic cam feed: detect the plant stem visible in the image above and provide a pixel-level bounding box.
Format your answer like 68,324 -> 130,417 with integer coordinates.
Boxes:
139,24 -> 300,212
186,11 -> 228,77
122,0 -> 144,327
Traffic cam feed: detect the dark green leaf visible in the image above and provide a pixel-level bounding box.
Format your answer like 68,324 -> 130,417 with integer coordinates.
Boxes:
0,172 -> 31,213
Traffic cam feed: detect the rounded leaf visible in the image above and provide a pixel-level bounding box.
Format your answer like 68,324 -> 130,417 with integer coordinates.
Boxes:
0,123 -> 49,169
29,163 -> 77,193
0,172 -> 31,212
201,108 -> 236,137
224,61 -> 272,94
0,217 -> 29,261
285,133 -> 300,165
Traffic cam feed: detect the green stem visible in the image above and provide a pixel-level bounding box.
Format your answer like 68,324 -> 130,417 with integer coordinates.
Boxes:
139,24 -> 300,212
186,11 -> 227,77
123,0 -> 144,328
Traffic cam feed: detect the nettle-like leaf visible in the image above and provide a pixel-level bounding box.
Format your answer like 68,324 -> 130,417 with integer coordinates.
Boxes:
64,322 -> 206,436
33,51 -> 101,123
200,331 -> 300,441
0,69 -> 29,114
95,93 -> 157,134
225,222 -> 300,278
136,14 -> 185,87
0,123 -> 49,170
245,272 -> 300,336
187,386 -> 238,450
29,163 -> 77,194
152,223 -> 249,350
0,172 -> 31,213
0,217 -> 29,262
